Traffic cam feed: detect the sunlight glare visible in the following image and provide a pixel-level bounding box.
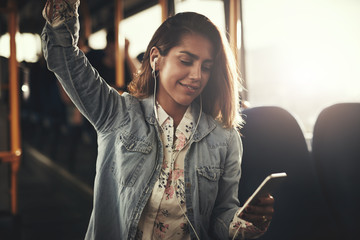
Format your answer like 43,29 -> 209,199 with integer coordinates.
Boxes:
88,29 -> 107,50
0,33 -> 41,62
243,0 -> 360,133
175,0 -> 225,35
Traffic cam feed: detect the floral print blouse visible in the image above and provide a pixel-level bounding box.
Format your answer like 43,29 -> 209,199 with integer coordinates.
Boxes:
136,104 -> 194,239
136,104 -> 266,239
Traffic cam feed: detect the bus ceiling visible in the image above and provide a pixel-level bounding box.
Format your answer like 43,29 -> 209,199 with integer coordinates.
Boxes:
0,0 -> 161,35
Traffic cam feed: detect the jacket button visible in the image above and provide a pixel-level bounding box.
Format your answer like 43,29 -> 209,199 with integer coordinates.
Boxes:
186,183 -> 191,188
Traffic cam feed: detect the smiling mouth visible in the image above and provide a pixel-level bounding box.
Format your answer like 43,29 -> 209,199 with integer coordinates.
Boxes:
179,82 -> 200,91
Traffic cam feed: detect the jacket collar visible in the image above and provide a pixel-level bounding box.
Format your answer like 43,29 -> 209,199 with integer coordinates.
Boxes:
141,95 -> 217,142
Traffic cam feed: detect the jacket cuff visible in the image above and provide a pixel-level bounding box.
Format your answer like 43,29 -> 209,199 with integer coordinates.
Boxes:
211,207 -> 239,239
41,17 -> 79,49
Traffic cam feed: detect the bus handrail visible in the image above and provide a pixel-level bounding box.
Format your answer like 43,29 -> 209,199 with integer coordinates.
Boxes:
0,0 -> 22,216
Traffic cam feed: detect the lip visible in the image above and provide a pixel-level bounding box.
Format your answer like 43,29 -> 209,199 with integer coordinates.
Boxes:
179,82 -> 200,94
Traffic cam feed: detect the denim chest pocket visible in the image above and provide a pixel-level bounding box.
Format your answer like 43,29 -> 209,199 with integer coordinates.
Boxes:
112,132 -> 152,187
196,166 -> 223,215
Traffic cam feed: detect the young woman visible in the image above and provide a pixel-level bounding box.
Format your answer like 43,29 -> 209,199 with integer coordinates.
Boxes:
42,1 -> 274,239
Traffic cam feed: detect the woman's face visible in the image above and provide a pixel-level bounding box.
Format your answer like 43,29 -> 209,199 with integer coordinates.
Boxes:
155,33 -> 214,113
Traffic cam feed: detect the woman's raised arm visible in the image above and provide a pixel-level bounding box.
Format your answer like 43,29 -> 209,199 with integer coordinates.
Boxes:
41,0 -> 126,133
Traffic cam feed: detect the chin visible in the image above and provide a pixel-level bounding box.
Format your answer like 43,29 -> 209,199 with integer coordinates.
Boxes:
175,96 -> 197,107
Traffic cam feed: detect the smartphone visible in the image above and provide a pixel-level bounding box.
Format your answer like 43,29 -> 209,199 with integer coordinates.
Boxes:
239,172 -> 287,213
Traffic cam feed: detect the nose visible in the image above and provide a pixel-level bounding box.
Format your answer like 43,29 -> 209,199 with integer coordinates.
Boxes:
189,63 -> 202,80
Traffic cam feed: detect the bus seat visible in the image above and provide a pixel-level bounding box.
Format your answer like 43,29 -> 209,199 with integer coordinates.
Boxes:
312,103 -> 360,239
238,106 -> 338,240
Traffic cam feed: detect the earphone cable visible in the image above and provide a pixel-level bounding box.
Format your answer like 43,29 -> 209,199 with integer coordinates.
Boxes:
231,206 -> 246,240
152,64 -> 201,240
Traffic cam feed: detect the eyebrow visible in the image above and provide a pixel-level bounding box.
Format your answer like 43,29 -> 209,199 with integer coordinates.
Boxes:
179,51 -> 213,63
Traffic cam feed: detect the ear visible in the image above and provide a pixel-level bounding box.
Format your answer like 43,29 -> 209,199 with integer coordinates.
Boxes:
150,47 -> 161,71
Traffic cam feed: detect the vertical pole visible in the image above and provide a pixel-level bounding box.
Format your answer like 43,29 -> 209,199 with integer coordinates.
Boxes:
229,0 -> 239,57
159,0 -> 169,22
238,0 -> 247,100
114,0 -> 125,91
8,0 -> 21,215
79,0 -> 92,50
229,0 -> 247,100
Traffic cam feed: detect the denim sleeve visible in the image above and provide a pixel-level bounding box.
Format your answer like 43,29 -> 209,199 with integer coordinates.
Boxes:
210,128 -> 243,239
41,17 -> 126,133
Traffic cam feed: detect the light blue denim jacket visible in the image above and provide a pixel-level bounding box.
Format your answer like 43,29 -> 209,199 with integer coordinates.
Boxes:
42,17 -> 243,240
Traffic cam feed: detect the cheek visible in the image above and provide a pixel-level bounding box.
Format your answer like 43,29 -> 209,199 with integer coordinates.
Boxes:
202,74 -> 211,87
160,68 -> 186,86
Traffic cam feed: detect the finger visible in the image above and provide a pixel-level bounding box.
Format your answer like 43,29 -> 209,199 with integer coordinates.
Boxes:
241,212 -> 272,224
242,213 -> 272,231
252,195 -> 275,206
244,205 -> 274,215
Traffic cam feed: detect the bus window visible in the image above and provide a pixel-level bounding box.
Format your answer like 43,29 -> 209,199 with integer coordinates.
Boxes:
121,4 -> 162,59
174,0 -> 226,35
0,33 -> 41,63
88,29 -> 107,50
242,0 -> 360,137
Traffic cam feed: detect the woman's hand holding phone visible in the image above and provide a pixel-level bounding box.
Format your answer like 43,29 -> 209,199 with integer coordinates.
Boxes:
239,194 -> 275,229
237,172 -> 287,229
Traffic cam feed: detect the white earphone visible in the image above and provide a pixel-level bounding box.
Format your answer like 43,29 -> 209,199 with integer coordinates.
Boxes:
153,57 -> 158,70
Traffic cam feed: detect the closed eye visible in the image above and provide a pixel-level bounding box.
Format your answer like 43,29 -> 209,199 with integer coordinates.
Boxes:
180,59 -> 193,66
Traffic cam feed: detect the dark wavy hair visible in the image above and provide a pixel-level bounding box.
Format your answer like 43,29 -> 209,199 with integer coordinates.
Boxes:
128,12 -> 243,128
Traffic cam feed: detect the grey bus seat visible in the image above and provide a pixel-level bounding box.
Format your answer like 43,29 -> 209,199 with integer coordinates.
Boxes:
239,106 -> 337,240
312,103 -> 360,239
